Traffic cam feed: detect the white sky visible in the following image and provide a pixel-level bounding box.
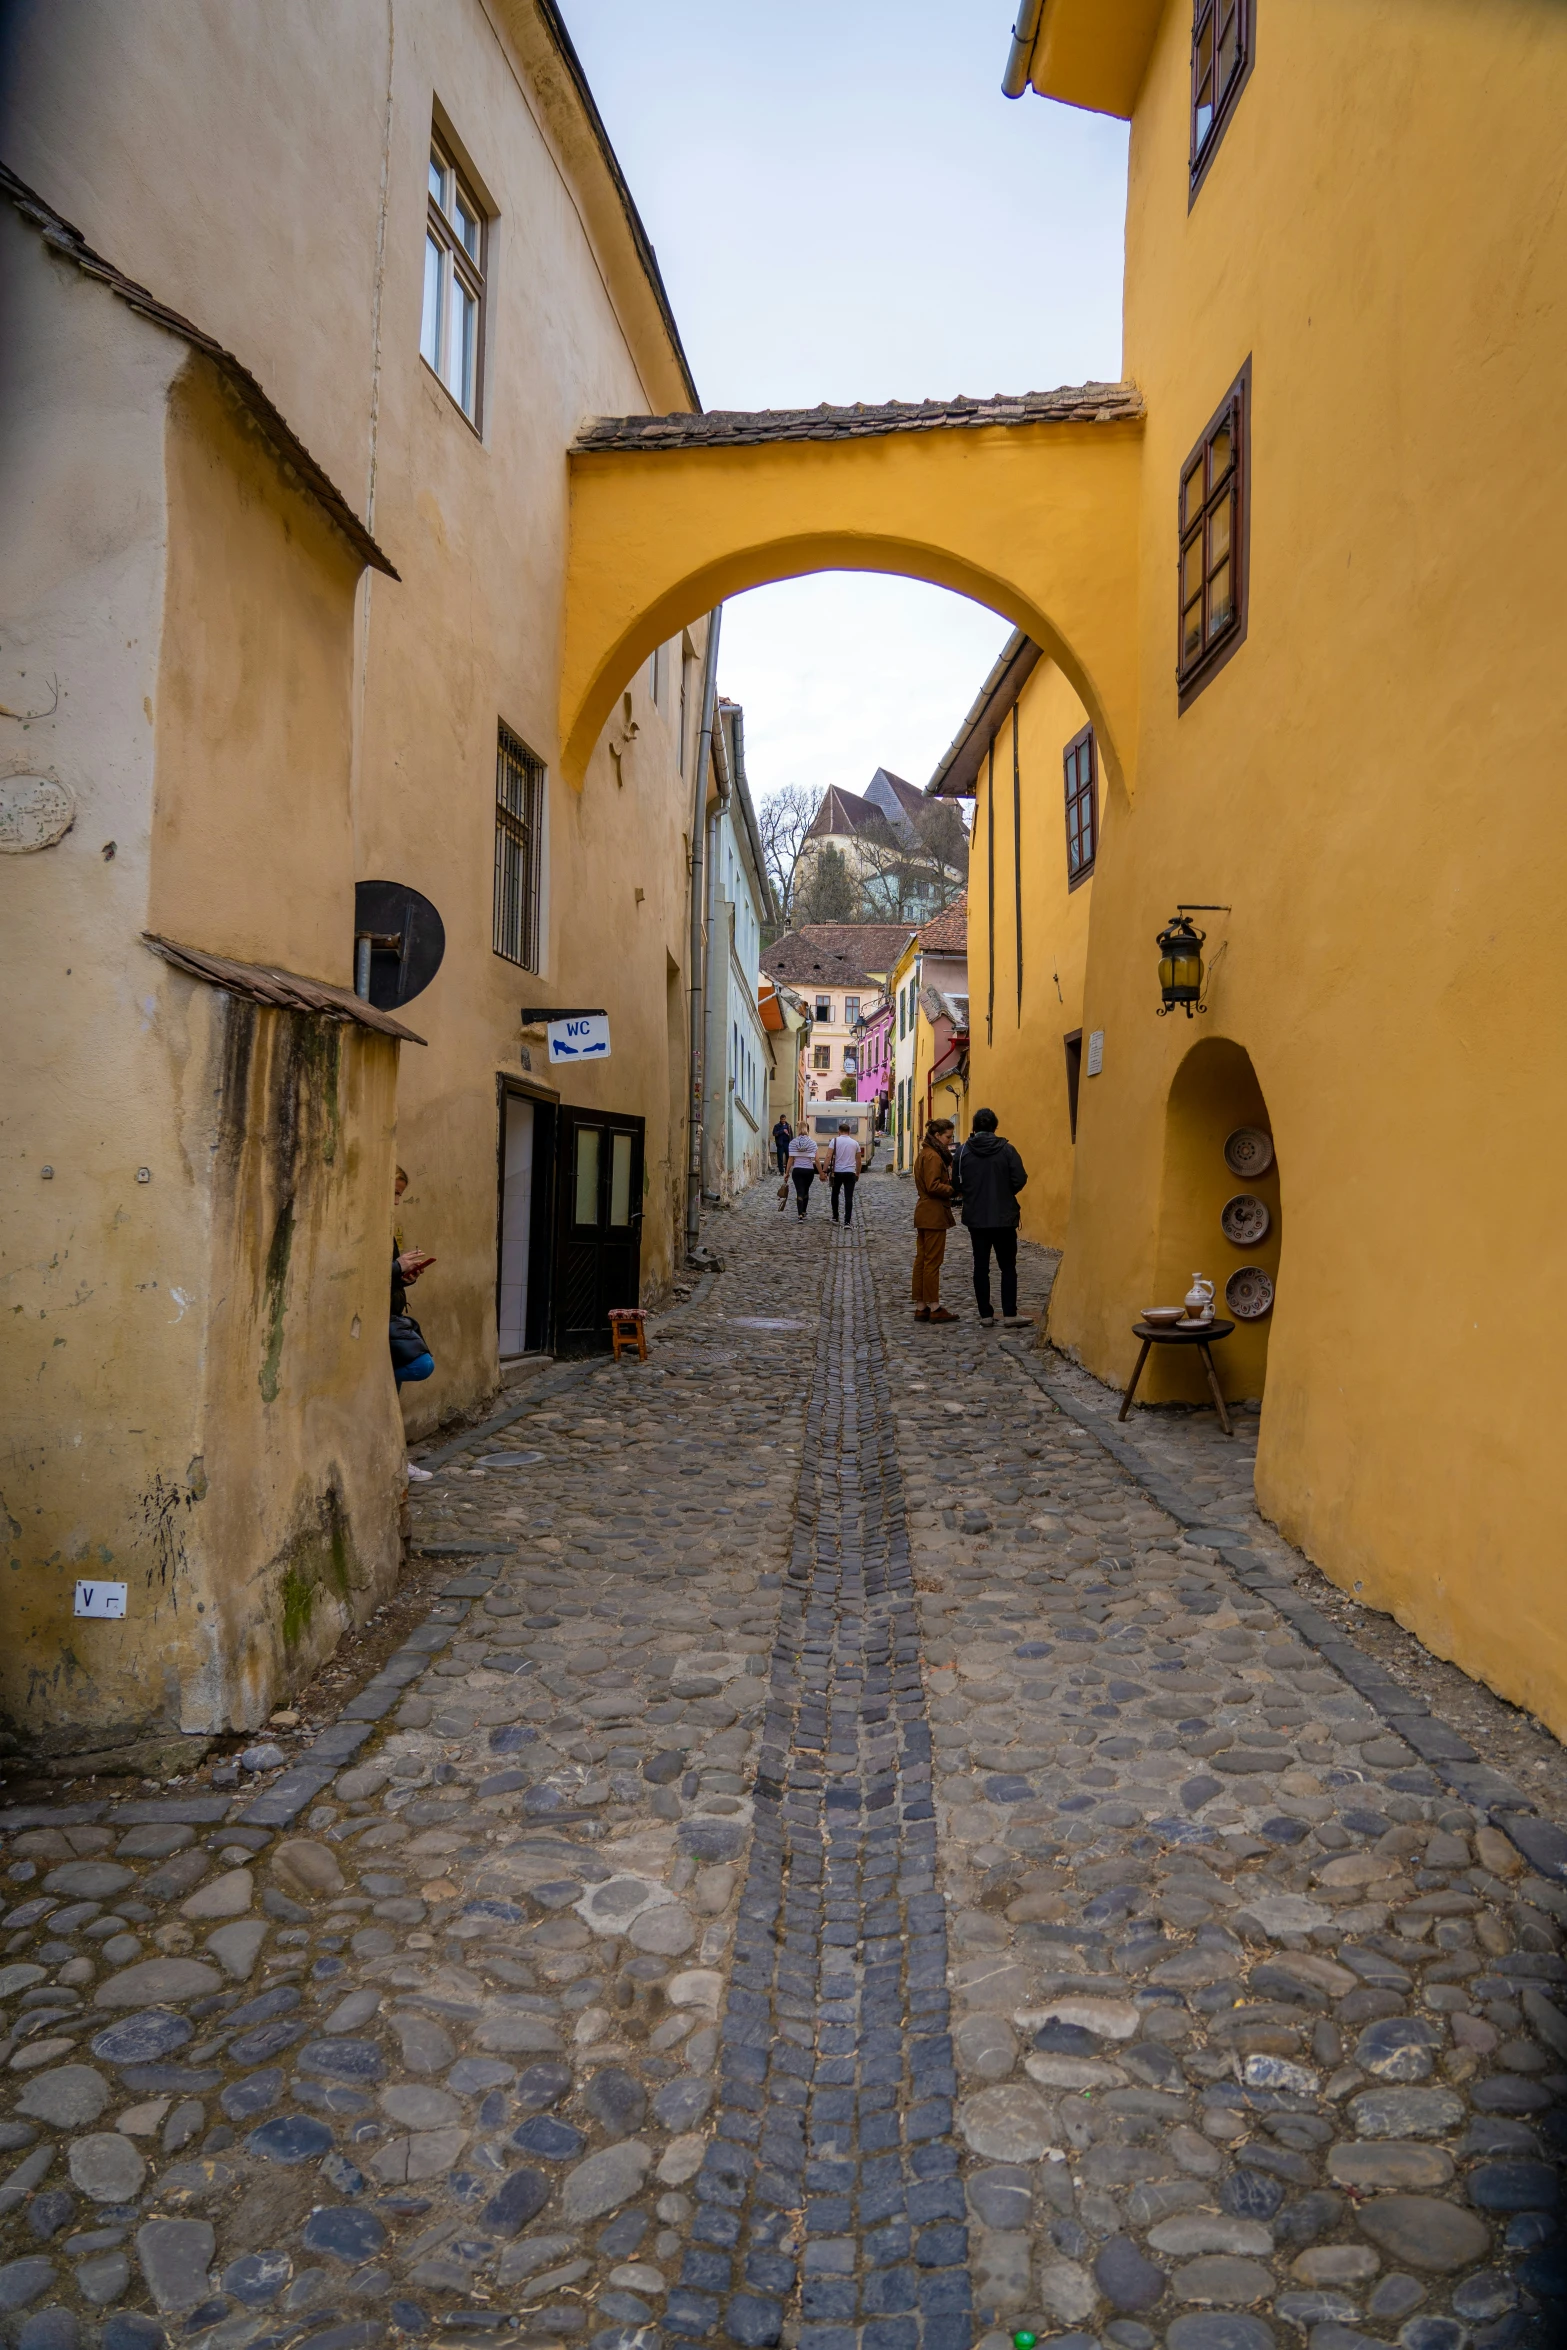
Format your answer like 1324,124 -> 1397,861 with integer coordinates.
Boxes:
558,1 -> 1129,804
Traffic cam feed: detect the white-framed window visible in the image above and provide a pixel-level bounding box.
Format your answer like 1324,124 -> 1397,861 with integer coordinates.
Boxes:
494,722 -> 545,968
422,132 -> 486,425
649,644 -> 668,707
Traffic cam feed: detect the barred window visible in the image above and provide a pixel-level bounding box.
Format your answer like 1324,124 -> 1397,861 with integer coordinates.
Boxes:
494,723 -> 544,968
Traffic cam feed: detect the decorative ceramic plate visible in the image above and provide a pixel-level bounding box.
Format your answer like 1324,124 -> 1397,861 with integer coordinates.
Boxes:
1220,1193 -> 1271,1247
1226,1267 -> 1274,1320
1224,1126 -> 1274,1177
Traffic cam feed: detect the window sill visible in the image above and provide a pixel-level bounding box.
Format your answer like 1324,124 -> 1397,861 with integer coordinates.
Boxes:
1067,862 -> 1095,894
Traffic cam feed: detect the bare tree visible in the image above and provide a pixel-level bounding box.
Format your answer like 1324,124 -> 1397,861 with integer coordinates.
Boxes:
851,802 -> 969,922
754,784 -> 818,934
792,841 -> 860,925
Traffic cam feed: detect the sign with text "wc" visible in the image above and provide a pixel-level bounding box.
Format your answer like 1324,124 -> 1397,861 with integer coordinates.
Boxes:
547,1015 -> 611,1063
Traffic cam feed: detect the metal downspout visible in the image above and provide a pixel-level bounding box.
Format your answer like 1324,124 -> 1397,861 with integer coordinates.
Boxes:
685,609 -> 722,1258
1002,0 -> 1043,98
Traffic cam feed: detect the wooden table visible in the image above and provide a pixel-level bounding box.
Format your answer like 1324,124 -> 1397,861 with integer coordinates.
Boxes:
1119,1317 -> 1236,1436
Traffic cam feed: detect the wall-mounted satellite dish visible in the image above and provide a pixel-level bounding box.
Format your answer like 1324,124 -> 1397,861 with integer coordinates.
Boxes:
353,880 -> 446,1010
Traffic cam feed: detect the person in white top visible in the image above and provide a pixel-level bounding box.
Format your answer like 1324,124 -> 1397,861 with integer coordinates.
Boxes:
829,1124 -> 863,1226
786,1128 -> 820,1219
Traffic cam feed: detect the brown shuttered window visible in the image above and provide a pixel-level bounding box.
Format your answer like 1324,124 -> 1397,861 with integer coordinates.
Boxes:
1178,361 -> 1250,707
1190,0 -> 1254,199
494,723 -> 545,968
1063,724 -> 1098,886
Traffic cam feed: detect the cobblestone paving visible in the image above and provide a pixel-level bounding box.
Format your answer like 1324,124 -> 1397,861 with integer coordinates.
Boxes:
0,1178 -> 1562,2350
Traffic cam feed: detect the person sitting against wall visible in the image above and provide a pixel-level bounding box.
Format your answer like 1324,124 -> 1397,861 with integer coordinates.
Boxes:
391,1164 -> 436,1392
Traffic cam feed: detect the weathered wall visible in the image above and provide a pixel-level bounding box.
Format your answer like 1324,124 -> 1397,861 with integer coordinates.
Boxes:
149,360 -> 361,979
0,211 -> 403,1756
964,657 -> 1093,1250
1,0 -> 715,1442
1047,0 -> 1567,1729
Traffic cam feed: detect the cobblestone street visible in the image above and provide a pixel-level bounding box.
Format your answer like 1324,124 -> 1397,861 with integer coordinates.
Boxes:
0,1176 -> 1563,2350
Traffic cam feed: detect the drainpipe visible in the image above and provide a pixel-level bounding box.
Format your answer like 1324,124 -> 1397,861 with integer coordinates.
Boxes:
1002,0 -> 1043,98
685,608 -> 722,1258
702,705 -> 735,1203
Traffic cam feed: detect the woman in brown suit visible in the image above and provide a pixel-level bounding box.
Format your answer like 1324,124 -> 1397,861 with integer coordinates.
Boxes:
913,1118 -> 958,1322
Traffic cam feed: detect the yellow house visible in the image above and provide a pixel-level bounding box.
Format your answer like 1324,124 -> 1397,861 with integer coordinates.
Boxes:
929,633 -> 1095,1249
902,899 -> 971,1151
0,1 -> 718,1764
991,0 -> 1567,1734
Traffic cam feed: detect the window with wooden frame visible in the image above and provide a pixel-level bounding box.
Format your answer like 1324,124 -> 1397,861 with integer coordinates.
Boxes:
1189,0 -> 1253,201
1063,724 -> 1098,886
1178,361 -> 1250,707
493,723 -> 545,968
421,131 -> 486,424
815,995 -> 832,1022
813,1044 -> 832,1071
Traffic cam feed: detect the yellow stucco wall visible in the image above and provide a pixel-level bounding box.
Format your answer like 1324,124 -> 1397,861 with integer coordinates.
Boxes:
964,657 -> 1094,1250
1044,0 -> 1567,1730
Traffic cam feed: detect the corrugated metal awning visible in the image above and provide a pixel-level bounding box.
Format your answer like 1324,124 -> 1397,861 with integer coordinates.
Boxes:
143,934 -> 426,1043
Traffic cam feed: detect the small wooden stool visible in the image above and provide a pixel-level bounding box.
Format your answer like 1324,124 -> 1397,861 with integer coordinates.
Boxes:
1119,1317 -> 1236,1436
608,1308 -> 648,1363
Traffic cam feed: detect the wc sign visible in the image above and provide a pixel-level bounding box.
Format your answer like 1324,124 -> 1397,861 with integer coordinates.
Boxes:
547,1015 -> 611,1063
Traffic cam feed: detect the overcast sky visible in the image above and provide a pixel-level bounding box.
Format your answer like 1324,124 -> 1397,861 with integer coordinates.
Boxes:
558,1 -> 1129,804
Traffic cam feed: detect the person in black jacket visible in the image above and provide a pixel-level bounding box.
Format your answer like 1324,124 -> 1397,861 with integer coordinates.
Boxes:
953,1108 -> 1028,1327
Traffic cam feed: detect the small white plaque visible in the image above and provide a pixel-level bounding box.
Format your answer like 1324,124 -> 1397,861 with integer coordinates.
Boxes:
1086,1029 -> 1105,1076
74,1580 -> 127,1620
547,1015 -> 611,1063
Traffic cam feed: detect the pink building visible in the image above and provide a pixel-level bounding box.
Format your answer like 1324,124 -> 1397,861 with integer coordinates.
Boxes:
854,996 -> 895,1126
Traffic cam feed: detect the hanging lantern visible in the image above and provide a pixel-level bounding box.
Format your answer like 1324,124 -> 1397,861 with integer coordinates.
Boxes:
1156,911 -> 1207,1017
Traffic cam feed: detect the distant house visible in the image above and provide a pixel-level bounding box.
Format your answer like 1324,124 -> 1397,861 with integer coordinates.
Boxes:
889,895 -> 969,1168
797,769 -> 951,922
760,923 -> 915,1117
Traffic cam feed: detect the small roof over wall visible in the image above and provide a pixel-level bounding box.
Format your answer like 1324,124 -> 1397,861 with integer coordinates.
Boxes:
927,633 -> 1043,799
145,935 -> 425,1043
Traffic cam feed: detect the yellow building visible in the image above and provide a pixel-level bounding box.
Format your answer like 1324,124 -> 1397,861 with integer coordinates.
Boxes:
0,2 -> 716,1763
545,0 -> 1567,1732
891,899 -> 971,1161
930,635 -> 1094,1247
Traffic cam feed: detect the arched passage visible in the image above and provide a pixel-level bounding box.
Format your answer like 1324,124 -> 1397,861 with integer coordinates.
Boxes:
1150,1036 -> 1283,1409
561,400 -> 1144,793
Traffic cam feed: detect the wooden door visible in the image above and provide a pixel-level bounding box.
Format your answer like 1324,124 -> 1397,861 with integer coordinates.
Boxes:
553,1108 -> 645,1355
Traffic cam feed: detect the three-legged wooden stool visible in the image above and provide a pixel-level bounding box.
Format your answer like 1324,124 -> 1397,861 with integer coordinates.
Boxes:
1119,1317 -> 1236,1436
608,1308 -> 648,1363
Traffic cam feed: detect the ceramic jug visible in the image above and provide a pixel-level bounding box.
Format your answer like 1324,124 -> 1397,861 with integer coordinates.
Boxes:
1184,1273 -> 1216,1323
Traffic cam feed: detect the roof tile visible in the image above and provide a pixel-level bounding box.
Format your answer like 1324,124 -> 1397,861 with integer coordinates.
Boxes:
575,382 -> 1143,455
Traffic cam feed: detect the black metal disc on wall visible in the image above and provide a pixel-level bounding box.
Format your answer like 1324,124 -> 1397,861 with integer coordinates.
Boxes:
353,880 -> 446,1010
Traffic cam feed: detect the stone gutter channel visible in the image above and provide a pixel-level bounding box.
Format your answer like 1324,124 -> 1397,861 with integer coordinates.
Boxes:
998,1343 -> 1567,1893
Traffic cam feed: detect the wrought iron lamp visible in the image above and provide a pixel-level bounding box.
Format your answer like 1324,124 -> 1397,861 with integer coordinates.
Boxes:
1156,903 -> 1228,1017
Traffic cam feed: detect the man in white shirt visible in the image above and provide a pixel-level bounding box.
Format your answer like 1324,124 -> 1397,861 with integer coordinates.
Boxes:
786,1127 -> 820,1218
829,1124 -> 863,1226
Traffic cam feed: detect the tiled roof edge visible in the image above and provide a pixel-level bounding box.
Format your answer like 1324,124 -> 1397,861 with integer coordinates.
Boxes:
574,381 -> 1144,454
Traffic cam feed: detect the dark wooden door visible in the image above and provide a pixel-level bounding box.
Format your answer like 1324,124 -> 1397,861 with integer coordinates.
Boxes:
553,1108 -> 645,1355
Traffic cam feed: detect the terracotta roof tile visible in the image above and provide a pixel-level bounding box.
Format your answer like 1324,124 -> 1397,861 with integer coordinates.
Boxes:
760,925 -> 917,988
917,893 -> 968,954
575,381 -> 1143,454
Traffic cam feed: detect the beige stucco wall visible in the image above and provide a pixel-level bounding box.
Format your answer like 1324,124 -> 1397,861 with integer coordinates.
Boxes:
2,0 -> 711,1457
0,216 -> 406,1754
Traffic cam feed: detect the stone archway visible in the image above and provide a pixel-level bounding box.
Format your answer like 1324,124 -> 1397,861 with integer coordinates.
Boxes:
1150,1035 -> 1282,1409
560,390 -> 1145,794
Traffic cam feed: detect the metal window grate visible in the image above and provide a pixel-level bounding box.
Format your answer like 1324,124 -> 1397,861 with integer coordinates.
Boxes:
494,723 -> 545,968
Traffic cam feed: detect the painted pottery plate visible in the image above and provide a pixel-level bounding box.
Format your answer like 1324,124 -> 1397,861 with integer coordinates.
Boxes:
1225,1267 -> 1274,1321
1220,1192 -> 1271,1246
1224,1126 -> 1274,1177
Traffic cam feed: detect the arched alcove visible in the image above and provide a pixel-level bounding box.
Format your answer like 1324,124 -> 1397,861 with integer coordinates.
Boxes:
1149,1035 -> 1282,1409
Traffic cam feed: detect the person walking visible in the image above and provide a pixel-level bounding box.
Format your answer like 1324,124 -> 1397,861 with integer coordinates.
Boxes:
912,1117 -> 958,1322
953,1108 -> 1029,1327
829,1122 -> 863,1225
772,1114 -> 794,1177
786,1125 -> 820,1218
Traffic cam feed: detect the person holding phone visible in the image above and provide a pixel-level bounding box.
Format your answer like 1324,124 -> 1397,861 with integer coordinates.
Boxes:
391,1166 -> 436,1389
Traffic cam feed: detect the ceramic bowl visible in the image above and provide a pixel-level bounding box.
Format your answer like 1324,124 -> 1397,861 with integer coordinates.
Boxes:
1221,1192 -> 1271,1246
1141,1307 -> 1185,1326
1226,1266 -> 1274,1320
